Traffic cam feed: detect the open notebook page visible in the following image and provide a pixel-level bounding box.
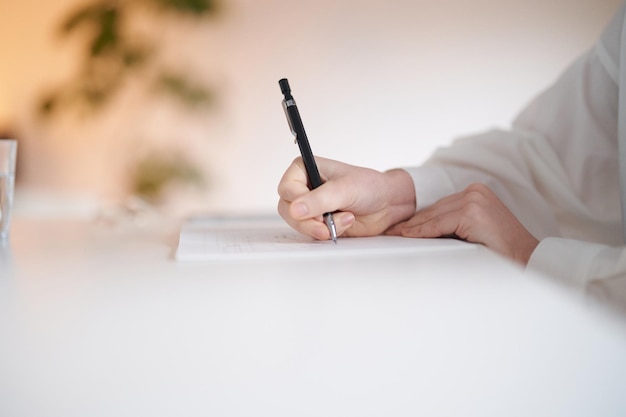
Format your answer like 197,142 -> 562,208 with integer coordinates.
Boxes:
175,215 -> 475,262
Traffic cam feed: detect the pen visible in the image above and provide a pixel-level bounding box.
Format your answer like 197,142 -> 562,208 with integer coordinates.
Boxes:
279,78 -> 338,244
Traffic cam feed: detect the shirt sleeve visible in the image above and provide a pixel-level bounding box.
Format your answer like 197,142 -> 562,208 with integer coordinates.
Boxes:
528,238 -> 626,308
402,3 -> 626,303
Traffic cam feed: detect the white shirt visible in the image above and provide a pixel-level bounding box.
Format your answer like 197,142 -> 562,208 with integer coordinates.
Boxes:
404,3 -> 626,307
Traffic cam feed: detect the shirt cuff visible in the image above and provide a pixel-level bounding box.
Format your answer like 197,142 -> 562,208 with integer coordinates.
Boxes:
401,166 -> 456,210
527,237 -> 609,286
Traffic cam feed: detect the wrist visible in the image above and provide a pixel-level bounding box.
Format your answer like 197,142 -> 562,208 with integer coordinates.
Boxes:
383,168 -> 417,227
515,237 -> 540,266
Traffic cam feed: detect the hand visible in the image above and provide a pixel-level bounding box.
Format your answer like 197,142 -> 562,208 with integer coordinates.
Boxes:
386,183 -> 539,265
277,157 -> 416,240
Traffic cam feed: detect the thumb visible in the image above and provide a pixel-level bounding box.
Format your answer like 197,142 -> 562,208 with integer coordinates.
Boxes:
289,181 -> 347,220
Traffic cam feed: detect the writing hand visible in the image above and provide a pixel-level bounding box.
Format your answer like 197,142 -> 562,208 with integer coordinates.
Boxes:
277,157 -> 416,240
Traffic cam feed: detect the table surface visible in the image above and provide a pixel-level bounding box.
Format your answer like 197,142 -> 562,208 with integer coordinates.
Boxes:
1,215 -> 626,417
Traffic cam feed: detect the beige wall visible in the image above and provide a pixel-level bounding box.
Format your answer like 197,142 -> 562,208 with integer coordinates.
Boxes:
1,0 -> 623,214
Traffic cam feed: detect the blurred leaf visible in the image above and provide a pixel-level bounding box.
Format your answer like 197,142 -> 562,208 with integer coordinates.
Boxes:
41,0 -> 218,120
156,72 -> 213,108
81,85 -> 109,107
81,59 -> 125,106
60,1 -> 123,57
60,1 -> 111,34
132,152 -> 204,201
90,7 -> 121,56
121,44 -> 151,68
38,94 -> 58,117
148,0 -> 218,15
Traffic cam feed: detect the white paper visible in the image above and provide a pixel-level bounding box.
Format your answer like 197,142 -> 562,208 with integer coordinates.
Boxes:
175,215 -> 476,261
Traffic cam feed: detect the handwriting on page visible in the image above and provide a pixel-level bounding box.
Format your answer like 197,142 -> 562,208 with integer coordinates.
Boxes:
216,229 -> 324,253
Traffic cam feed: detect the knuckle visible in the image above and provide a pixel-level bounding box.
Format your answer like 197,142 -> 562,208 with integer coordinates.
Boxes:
277,182 -> 296,201
464,182 -> 488,196
277,181 -> 287,198
292,156 -> 304,168
277,200 -> 288,218
463,183 -> 490,204
462,201 -> 485,221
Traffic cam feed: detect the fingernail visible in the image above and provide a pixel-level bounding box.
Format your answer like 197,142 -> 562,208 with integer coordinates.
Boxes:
292,202 -> 309,218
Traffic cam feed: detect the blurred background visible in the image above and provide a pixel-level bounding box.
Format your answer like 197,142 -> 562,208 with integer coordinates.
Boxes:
0,0 -> 623,220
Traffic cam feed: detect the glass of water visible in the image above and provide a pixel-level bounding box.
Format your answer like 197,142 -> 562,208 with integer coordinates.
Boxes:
0,139 -> 17,241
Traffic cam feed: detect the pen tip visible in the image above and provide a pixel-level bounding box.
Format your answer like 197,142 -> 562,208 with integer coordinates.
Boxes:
324,212 -> 338,245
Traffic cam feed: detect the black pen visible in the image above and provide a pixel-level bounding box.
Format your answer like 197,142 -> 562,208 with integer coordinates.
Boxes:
279,78 -> 337,244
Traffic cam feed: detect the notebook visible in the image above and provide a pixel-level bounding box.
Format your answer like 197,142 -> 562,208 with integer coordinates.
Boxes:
175,214 -> 475,262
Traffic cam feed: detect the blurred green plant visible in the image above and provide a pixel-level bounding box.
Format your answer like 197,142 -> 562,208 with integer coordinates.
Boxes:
39,0 -> 218,116
38,0 -> 219,203
131,150 -> 205,202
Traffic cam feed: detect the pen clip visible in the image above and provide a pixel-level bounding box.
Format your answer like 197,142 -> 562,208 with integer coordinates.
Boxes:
282,99 -> 298,144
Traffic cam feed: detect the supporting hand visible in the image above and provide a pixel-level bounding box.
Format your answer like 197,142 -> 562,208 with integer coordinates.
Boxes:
386,183 -> 539,265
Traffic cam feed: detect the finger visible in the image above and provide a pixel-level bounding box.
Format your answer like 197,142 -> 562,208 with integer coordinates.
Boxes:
277,157 -> 310,203
384,222 -> 404,236
289,179 -> 354,221
278,156 -> 345,201
295,212 -> 355,241
386,191 -> 467,236
333,211 -> 356,236
403,183 -> 491,229
279,199 -> 357,240
278,199 -> 331,240
400,193 -> 465,230
401,210 -> 464,239
278,157 -> 347,218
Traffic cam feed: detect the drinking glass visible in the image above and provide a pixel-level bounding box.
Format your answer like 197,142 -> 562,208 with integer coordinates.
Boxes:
0,139 -> 17,241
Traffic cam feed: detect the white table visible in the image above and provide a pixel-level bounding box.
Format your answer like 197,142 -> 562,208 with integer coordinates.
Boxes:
1,215 -> 625,417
